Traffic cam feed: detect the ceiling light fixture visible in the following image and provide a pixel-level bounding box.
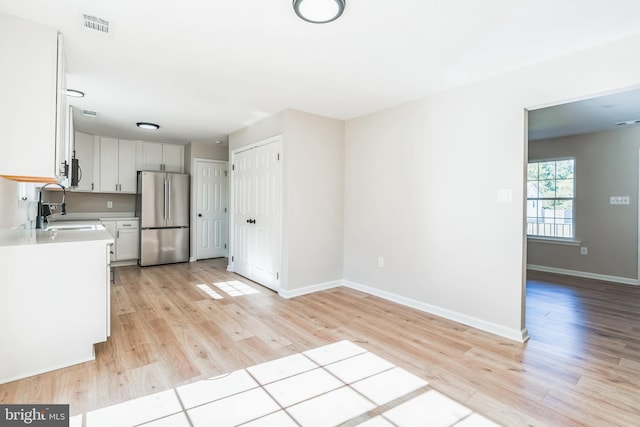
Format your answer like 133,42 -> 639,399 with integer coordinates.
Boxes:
293,0 -> 345,24
67,89 -> 85,98
136,122 -> 160,130
615,120 -> 640,126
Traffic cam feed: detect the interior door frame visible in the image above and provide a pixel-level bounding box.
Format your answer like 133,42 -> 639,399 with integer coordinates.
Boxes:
192,158 -> 229,261
228,135 -> 283,291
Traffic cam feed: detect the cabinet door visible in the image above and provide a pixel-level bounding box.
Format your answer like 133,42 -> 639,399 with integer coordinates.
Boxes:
118,140 -> 137,193
74,131 -> 94,191
141,142 -> 163,171
116,228 -> 139,260
99,138 -> 119,192
163,144 -> 183,172
54,34 -> 68,182
0,14 -> 60,179
102,221 -> 117,261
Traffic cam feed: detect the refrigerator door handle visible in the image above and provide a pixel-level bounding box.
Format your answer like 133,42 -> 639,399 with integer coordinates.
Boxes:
163,179 -> 168,220
168,179 -> 171,220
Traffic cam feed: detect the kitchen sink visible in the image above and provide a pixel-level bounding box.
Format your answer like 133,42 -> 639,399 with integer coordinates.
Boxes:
45,223 -> 102,231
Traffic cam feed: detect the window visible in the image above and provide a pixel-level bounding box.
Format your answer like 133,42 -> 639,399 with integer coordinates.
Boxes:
527,158 -> 575,239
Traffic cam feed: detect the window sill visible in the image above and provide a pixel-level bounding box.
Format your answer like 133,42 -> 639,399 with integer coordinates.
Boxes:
527,236 -> 581,246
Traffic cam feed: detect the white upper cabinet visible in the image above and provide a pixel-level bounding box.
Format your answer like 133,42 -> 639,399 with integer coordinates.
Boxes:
161,144 -> 183,172
74,131 -> 98,192
0,13 -> 69,182
118,140 -> 138,192
99,138 -> 137,193
140,142 -> 184,173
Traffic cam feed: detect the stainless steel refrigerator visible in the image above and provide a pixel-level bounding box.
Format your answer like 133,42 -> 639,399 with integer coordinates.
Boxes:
136,171 -> 190,266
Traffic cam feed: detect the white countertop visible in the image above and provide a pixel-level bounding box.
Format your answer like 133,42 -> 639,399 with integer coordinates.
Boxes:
48,212 -> 138,221
0,222 -> 113,247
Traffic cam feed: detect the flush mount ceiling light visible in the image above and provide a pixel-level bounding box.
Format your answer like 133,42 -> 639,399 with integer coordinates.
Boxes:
615,119 -> 640,126
136,122 -> 160,130
293,0 -> 345,24
66,89 -> 85,98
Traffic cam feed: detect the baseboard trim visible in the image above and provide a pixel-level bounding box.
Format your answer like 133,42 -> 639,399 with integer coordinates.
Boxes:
279,280 -> 343,299
343,280 -> 529,343
527,264 -> 639,286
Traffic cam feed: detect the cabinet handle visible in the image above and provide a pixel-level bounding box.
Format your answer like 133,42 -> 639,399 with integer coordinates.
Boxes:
117,230 -> 120,238
91,183 -> 94,191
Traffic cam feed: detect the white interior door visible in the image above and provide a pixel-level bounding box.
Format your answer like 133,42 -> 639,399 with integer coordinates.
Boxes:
231,137 -> 282,291
196,160 -> 228,260
252,143 -> 282,289
233,150 -> 254,280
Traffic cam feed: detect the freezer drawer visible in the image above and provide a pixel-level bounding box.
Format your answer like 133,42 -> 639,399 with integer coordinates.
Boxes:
139,228 -> 189,266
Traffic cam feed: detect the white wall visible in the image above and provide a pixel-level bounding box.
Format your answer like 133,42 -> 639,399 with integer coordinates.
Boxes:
528,127 -> 640,282
229,109 -> 344,293
282,110 -> 345,291
344,32 -> 640,341
0,178 -> 32,228
0,177 -> 36,229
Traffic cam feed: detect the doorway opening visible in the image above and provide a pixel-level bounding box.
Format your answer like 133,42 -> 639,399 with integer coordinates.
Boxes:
524,86 -> 640,337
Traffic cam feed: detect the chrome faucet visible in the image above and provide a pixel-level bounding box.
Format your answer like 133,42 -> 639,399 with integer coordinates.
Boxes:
36,183 -> 66,229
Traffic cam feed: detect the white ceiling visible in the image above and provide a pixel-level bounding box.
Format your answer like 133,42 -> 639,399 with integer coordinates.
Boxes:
528,88 -> 640,141
2,0 -> 640,144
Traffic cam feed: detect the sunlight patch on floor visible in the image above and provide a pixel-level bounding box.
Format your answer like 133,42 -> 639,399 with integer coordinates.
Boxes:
75,341 -> 499,426
214,280 -> 260,296
196,284 -> 224,299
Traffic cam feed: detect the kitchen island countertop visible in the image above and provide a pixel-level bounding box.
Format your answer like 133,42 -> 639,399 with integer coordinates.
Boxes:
0,223 -> 113,247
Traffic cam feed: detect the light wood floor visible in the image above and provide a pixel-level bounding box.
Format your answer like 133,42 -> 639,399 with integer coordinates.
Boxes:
1,260 -> 639,426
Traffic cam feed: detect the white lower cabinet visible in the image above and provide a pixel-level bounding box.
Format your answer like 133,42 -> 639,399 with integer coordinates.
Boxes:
102,219 -> 139,263
0,232 -> 112,384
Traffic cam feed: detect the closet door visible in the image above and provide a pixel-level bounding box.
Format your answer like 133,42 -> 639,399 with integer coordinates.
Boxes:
233,150 -> 254,280
251,142 -> 282,289
231,137 -> 282,291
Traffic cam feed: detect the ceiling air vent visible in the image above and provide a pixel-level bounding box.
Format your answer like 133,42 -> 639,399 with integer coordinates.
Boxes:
83,110 -> 98,117
82,14 -> 110,35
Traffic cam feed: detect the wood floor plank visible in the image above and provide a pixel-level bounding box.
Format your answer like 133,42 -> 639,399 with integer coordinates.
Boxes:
1,262 -> 639,426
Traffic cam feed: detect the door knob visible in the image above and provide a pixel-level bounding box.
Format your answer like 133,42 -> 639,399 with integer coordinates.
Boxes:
246,219 -> 251,223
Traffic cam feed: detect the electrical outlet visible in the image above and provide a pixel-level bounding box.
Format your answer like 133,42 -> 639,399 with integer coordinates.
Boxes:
580,247 -> 588,255
378,256 -> 384,268
610,196 -> 630,205
107,201 -> 113,209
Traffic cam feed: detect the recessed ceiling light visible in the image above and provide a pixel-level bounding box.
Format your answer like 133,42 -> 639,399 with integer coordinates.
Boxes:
136,122 -> 160,130
293,0 -> 345,24
67,89 -> 85,98
616,120 -> 640,126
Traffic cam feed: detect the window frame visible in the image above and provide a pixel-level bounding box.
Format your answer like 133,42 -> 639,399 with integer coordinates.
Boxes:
526,157 -> 576,240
